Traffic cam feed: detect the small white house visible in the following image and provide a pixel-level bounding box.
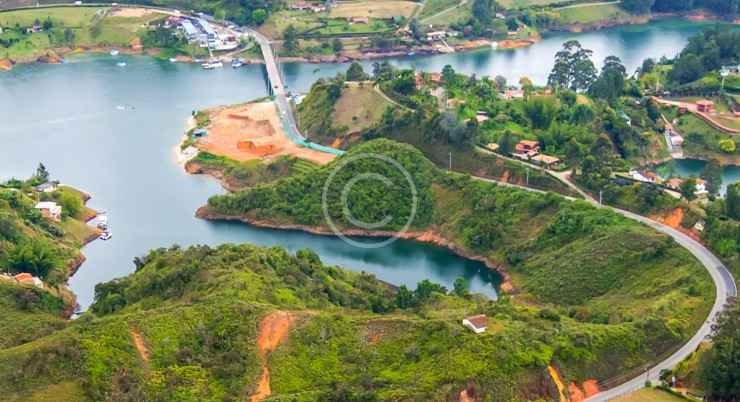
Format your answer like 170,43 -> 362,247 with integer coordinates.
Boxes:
35,201 -> 62,222
462,314 -> 488,334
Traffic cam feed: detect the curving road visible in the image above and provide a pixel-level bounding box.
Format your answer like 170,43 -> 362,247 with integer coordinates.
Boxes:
474,173 -> 736,401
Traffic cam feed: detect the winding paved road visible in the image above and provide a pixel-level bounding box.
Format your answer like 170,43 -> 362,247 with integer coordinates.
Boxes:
475,172 -> 736,401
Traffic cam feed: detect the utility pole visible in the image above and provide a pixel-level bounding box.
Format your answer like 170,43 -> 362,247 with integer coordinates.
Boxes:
599,190 -> 603,205
526,168 -> 529,186
449,151 -> 452,171
720,67 -> 729,93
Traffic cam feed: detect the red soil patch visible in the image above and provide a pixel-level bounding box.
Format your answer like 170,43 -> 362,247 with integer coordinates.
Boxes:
659,208 -> 684,229
459,389 -> 475,402
249,311 -> 296,402
582,380 -> 600,397
569,383 -> 585,402
130,328 -> 150,366
0,59 -> 14,71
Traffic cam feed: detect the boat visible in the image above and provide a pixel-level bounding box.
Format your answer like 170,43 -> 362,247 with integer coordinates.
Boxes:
201,60 -> 223,69
231,58 -> 243,68
116,61 -> 126,67
169,58 -> 177,63
110,49 -> 119,56
99,232 -> 112,240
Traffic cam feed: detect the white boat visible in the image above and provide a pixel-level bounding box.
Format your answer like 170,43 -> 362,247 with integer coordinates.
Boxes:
231,58 -> 243,68
116,61 -> 126,67
201,60 -> 223,69
110,49 -> 119,56
100,232 -> 112,240
169,58 -> 177,63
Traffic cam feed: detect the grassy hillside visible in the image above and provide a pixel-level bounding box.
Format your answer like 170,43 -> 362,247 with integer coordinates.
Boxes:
0,176 -> 99,350
204,139 -> 714,388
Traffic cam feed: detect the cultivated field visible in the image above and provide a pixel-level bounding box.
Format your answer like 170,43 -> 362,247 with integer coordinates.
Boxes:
557,3 -> 632,24
329,0 -> 420,19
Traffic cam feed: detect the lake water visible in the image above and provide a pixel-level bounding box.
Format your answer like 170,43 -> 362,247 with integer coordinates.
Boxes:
0,19 -> 718,309
658,159 -> 740,196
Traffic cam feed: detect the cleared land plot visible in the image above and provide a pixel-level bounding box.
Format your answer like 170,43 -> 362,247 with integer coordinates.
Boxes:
196,101 -> 335,165
332,83 -> 393,133
315,18 -> 392,34
329,1 -> 419,19
557,3 -> 632,24
500,0 -> 569,7
614,388 -> 688,402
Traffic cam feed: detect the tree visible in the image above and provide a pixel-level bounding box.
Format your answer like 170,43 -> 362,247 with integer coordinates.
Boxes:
7,238 -> 60,279
701,159 -> 722,197
670,54 -> 703,84
441,64 -> 456,85
283,25 -> 299,54
472,0 -> 495,26
520,76 -> 534,94
640,58 -> 655,75
63,28 -> 75,45
548,40 -> 597,91
35,163 -> 49,183
698,301 -> 740,401
494,75 -> 507,90
437,112 -> 469,144
589,56 -> 626,101
251,9 -> 268,25
395,285 -> 415,309
42,17 -> 53,31
332,38 -> 343,53
345,62 -> 366,81
726,183 -> 740,219
453,277 -> 469,297
679,178 -> 697,200
719,139 -> 736,153
58,191 -> 82,218
505,17 -> 518,31
497,130 -> 514,155
523,96 -> 558,129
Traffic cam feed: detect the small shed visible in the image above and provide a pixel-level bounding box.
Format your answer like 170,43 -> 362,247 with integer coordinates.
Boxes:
462,314 -> 488,334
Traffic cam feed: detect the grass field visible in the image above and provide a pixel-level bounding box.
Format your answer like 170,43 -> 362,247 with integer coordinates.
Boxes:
500,0 -> 569,7
332,83 -> 393,134
557,3 -> 632,24
615,388 -> 689,402
0,7 -> 164,60
418,0 -> 460,19
329,0 -> 419,19
257,10 -> 324,39
421,0 -> 471,25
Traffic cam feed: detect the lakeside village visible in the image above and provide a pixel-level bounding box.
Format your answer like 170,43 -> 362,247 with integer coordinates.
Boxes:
164,14 -> 247,69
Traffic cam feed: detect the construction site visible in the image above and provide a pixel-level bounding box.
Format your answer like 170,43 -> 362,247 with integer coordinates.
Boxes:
193,101 -> 336,165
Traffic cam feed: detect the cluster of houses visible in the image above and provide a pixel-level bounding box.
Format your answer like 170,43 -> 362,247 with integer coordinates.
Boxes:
627,169 -> 708,198
0,272 -> 44,289
485,140 -> 561,168
169,16 -> 238,50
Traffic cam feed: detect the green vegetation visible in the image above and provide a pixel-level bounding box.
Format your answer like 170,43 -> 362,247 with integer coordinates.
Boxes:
0,7 -> 164,61
187,152 -> 313,191
201,138 -> 713,394
557,3 -> 632,25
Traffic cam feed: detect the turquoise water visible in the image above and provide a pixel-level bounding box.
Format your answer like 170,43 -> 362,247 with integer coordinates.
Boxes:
658,159 -> 740,196
0,20 -> 715,309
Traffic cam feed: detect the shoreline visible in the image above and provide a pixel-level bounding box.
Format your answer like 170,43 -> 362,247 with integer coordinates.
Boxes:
2,10 -> 735,71
194,206 -> 515,294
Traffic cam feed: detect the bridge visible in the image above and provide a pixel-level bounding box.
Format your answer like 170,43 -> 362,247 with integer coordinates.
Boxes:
245,28 -> 345,156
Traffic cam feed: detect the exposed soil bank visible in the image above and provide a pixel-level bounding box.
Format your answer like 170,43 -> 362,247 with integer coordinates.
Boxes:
249,311 -> 296,402
195,206 -> 514,293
